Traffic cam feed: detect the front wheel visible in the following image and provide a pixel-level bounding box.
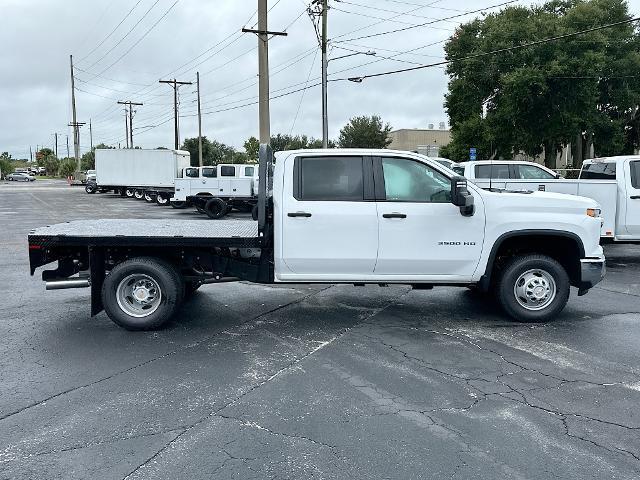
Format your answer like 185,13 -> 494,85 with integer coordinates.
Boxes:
495,254 -> 570,323
102,257 -> 184,331
85,184 -> 96,194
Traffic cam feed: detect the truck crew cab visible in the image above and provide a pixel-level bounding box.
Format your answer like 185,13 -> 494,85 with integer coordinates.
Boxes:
28,146 -> 605,330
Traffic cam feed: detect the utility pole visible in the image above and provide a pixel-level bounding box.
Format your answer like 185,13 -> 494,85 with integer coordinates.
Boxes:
197,72 -> 203,167
66,135 -> 70,158
242,0 -> 287,144
321,0 -> 329,148
123,106 -> 130,149
70,55 -> 81,172
89,119 -> 93,151
30,146 -> 33,162
52,133 -> 60,158
118,101 -> 143,148
159,79 -> 192,150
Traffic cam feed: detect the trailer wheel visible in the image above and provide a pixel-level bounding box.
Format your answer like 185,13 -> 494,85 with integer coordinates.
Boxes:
495,254 -> 570,323
134,189 -> 144,200
102,257 -> 184,331
144,192 -> 155,203
170,200 -> 188,209
156,194 -> 169,206
204,198 -> 228,219
125,188 -> 135,198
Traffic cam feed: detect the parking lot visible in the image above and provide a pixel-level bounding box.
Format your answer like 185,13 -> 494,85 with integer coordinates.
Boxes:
1,181 -> 639,479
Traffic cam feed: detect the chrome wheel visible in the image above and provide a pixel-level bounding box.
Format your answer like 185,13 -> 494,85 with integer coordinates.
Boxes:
513,269 -> 556,311
116,274 -> 162,318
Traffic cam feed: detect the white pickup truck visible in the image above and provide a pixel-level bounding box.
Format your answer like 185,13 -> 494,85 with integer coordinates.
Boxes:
455,157 -> 640,242
172,163 -> 259,218
28,146 -> 605,330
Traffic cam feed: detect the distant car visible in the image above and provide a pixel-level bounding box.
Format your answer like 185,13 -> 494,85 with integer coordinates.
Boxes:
6,172 -> 36,182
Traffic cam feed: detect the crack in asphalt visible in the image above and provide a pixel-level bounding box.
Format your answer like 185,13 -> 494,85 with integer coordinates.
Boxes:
0,286 -> 334,423
120,288 -> 411,480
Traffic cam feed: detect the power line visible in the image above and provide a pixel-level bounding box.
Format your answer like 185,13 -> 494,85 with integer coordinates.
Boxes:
77,0 -> 145,62
337,0 -> 520,43
97,0 -> 180,76
332,7 -> 454,33
343,16 -> 640,82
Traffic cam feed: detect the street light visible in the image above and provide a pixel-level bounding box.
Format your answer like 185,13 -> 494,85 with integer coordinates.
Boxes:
329,50 -> 376,63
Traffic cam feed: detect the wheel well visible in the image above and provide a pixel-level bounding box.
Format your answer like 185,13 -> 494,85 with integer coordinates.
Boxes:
484,233 -> 583,288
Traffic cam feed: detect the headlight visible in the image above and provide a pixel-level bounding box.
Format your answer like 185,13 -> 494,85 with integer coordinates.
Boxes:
586,208 -> 601,218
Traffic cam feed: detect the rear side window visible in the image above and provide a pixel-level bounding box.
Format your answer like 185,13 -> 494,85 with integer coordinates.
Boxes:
201,167 -> 217,178
630,161 -> 639,188
581,162 -> 616,180
297,156 -> 364,201
475,164 -> 510,179
244,166 -> 255,177
515,164 -> 556,180
185,168 -> 199,178
220,166 -> 236,177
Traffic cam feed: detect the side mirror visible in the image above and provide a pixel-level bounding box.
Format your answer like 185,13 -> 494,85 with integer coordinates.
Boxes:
450,176 -> 475,217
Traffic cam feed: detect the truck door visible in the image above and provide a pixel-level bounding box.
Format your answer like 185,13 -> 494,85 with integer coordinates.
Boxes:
201,167 -> 218,194
219,165 -> 235,196
625,159 -> 640,236
374,156 -> 485,278
281,155 -> 378,276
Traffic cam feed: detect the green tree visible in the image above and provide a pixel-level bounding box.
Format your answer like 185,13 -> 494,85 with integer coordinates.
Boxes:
244,136 -> 260,161
0,153 -> 12,179
58,158 -> 76,177
43,155 -> 60,176
181,137 -> 236,166
443,0 -> 640,165
338,115 -> 392,148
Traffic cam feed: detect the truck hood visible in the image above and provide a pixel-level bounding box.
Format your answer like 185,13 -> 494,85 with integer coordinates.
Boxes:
479,188 -> 599,214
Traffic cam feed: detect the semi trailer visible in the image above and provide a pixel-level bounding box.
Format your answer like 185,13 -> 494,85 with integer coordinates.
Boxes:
29,146 -> 605,331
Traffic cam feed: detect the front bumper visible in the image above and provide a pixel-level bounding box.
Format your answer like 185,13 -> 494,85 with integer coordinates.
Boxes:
578,257 -> 606,294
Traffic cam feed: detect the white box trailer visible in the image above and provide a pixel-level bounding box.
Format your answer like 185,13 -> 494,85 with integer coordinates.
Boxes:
94,149 -> 190,200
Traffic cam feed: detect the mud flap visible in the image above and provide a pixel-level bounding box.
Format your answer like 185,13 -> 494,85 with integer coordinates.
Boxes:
90,248 -> 105,316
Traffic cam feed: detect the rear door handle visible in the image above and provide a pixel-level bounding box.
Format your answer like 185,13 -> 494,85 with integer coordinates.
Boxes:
288,212 -> 312,218
631,196 -> 640,199
383,213 -> 407,219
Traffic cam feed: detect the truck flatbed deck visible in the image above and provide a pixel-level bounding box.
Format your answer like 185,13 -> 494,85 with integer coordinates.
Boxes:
29,219 -> 260,248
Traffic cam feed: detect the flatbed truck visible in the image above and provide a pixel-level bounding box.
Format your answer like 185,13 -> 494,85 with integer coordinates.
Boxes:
29,146 -> 605,330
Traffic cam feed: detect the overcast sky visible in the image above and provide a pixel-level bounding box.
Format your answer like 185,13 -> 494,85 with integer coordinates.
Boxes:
1,0 -> 639,159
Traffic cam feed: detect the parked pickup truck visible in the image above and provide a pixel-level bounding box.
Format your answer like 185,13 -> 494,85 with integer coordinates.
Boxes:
454,157 -> 640,242
172,163 -> 259,218
28,146 -> 605,330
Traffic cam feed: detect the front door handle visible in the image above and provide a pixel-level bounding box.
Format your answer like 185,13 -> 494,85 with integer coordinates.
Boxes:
383,213 -> 407,219
288,212 -> 312,218
631,196 -> 640,199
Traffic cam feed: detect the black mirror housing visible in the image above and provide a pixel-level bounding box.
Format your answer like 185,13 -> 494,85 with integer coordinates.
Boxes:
450,176 -> 475,217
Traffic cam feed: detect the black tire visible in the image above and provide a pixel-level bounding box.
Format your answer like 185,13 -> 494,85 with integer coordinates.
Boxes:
494,254 -> 570,323
144,192 -> 155,203
156,194 -> 169,206
171,200 -> 188,209
85,184 -> 96,194
102,257 -> 184,331
204,198 -> 227,219
134,189 -> 144,200
125,188 -> 135,198
251,204 -> 259,221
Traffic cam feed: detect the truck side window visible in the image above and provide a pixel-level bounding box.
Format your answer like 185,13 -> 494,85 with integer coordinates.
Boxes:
220,166 -> 236,177
382,157 -> 451,203
475,164 -> 510,179
244,166 -> 255,177
515,164 -> 556,179
297,156 -> 364,201
201,167 -> 217,178
630,161 -> 639,188
185,168 -> 199,178
581,162 -> 616,180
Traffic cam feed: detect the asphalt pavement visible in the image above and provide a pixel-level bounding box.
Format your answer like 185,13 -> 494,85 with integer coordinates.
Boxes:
0,180 -> 639,479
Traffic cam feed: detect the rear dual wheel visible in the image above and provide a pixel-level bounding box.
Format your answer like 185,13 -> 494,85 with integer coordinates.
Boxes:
134,189 -> 144,200
156,194 -> 169,206
102,257 -> 184,331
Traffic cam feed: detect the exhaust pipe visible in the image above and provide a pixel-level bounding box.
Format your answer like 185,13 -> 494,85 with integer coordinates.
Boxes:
46,278 -> 91,290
